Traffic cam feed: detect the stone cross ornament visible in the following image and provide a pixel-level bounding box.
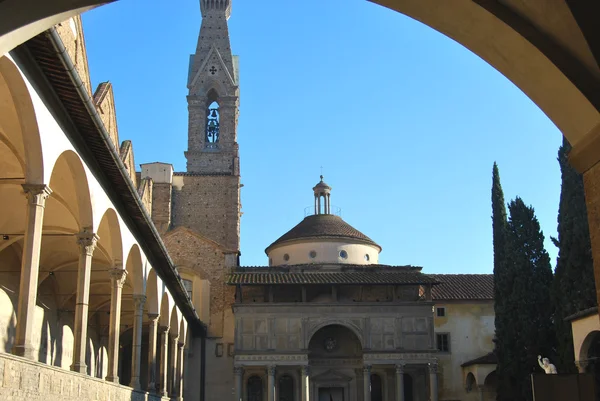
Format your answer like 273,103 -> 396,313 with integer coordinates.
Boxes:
538,355 -> 558,374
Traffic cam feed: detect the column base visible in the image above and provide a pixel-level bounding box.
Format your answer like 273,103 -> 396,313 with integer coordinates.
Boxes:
105,375 -> 120,383
129,378 -> 141,390
71,362 -> 88,374
12,344 -> 36,360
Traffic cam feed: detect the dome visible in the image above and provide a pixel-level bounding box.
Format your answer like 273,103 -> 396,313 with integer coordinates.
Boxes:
265,214 -> 381,254
313,175 -> 331,194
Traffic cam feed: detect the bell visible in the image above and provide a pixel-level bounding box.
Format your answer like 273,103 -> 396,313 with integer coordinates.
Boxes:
210,109 -> 218,118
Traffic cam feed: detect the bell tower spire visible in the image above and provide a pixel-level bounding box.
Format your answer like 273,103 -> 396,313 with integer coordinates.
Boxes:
185,0 -> 239,175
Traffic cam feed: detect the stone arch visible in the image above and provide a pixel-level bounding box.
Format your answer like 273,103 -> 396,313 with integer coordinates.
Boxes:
47,149 -> 93,231
179,319 -> 188,346
125,244 -> 144,295
96,207 -> 123,266
579,330 -> 600,363
145,268 -> 161,316
465,372 -> 477,391
371,1 -> 599,149
307,320 -> 364,349
0,56 -> 44,184
170,306 -> 182,339
0,2 -> 109,56
159,292 -> 173,328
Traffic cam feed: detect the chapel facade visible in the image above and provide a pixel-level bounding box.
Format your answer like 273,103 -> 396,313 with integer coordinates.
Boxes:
227,177 -> 441,401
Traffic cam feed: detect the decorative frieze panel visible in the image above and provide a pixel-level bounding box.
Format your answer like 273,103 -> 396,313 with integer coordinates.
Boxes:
234,354 -> 309,366
363,352 -> 437,365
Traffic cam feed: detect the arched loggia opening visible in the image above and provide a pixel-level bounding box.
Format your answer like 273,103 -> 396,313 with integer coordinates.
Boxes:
205,89 -> 220,147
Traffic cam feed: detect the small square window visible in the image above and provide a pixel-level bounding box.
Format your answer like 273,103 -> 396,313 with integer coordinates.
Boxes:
436,307 -> 446,317
436,333 -> 450,352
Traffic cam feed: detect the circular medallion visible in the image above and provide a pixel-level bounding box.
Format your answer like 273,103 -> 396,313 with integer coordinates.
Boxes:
324,337 -> 337,352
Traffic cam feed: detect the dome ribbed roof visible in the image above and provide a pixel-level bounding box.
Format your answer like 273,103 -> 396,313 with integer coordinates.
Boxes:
265,214 -> 381,254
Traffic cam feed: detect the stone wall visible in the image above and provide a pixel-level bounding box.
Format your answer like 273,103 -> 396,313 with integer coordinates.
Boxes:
171,175 -> 240,250
0,353 -> 168,401
234,304 -> 435,353
152,183 -> 172,234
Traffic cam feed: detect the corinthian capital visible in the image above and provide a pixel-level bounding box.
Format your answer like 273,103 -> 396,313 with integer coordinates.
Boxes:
22,184 -> 52,206
109,268 -> 127,287
76,231 -> 99,256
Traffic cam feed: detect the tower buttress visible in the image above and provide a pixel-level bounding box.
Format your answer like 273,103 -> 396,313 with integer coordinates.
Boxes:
186,0 -> 239,175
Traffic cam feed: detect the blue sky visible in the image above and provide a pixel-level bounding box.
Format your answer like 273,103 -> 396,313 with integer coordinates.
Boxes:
82,0 -> 563,273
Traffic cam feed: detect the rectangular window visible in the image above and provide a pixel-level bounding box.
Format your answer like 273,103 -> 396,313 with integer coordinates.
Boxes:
436,307 -> 446,317
182,278 -> 193,300
436,333 -> 450,352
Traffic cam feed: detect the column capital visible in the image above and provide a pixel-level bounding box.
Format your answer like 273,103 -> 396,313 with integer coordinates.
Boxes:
363,364 -> 372,374
22,184 -> 52,206
109,268 -> 127,288
575,360 -> 588,372
301,365 -> 311,376
267,365 -> 276,376
133,294 -> 146,309
395,363 -> 405,374
148,312 -> 160,322
234,366 -> 244,376
76,231 -> 99,256
159,325 -> 170,334
428,362 -> 438,374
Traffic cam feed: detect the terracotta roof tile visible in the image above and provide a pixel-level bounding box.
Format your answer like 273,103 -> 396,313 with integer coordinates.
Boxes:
265,215 -> 380,253
429,274 -> 494,300
227,269 -> 438,285
461,352 -> 497,367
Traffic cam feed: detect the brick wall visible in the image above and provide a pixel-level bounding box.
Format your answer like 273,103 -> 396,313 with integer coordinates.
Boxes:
171,175 -> 240,251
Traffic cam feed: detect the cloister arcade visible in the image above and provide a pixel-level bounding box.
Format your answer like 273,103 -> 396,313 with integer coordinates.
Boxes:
0,52 -> 193,398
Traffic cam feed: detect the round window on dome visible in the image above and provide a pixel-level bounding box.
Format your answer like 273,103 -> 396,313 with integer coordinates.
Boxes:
364,254 -> 370,262
309,250 -> 317,259
339,250 -> 348,259
283,254 -> 290,262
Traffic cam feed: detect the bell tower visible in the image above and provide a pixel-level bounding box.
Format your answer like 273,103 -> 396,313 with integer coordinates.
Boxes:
186,0 -> 240,175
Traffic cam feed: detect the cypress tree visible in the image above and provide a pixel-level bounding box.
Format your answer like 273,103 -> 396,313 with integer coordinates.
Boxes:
492,162 -> 517,401
552,136 -> 597,373
507,197 -> 555,401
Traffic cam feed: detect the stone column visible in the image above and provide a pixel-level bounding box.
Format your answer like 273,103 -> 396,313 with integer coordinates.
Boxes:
169,334 -> 179,396
176,341 -> 185,401
105,267 -> 127,383
477,385 -> 485,401
70,231 -> 98,373
363,365 -> 371,401
14,184 -> 51,359
147,313 -> 160,391
159,326 -> 170,397
234,366 -> 243,401
301,365 -> 310,401
428,363 -> 438,401
395,364 -> 405,401
267,365 -> 276,401
576,360 -> 588,373
129,295 -> 146,389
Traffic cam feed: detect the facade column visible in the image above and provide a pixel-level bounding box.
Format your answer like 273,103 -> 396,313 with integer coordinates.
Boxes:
105,267 -> 127,383
477,385 -> 485,401
147,313 -> 160,391
129,295 -> 146,389
176,341 -> 185,401
267,365 -> 276,401
575,360 -> 588,373
70,231 -> 98,373
395,364 -> 405,401
169,334 -> 179,396
159,326 -> 170,397
14,184 -> 52,359
428,363 -> 438,401
234,366 -> 243,401
301,365 -> 310,401
363,365 -> 371,401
